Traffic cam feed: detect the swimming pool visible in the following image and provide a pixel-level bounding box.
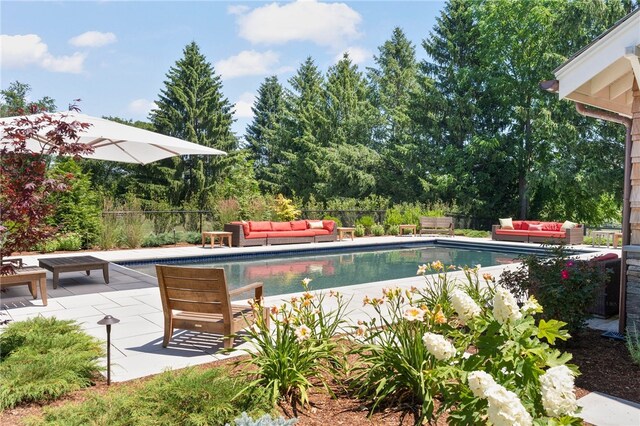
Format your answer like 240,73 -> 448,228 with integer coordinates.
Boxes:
122,242 -> 539,297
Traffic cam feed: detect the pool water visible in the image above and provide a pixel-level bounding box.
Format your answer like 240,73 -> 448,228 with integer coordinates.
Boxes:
124,245 -> 520,297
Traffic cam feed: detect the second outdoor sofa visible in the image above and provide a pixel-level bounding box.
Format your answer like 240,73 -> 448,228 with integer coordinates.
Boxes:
224,220 -> 337,247
491,219 -> 584,244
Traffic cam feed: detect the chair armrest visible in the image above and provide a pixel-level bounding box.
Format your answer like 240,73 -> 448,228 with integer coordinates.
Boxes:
229,281 -> 264,298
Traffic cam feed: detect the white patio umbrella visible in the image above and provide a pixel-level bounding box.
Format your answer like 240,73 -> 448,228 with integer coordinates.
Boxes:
0,111 -> 226,164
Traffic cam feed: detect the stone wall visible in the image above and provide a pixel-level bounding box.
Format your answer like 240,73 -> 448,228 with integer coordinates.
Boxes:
626,253 -> 640,331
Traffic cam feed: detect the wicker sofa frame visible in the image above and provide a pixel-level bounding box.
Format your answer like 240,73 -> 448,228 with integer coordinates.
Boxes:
224,222 -> 337,247
491,224 -> 584,245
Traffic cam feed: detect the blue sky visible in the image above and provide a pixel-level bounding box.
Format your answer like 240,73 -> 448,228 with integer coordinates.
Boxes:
1,1 -> 444,139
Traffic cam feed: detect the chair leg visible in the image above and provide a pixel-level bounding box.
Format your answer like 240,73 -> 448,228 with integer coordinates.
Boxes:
223,336 -> 234,349
162,317 -> 173,348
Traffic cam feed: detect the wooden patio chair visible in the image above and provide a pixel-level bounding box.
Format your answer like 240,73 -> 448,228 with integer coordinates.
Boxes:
156,265 -> 268,349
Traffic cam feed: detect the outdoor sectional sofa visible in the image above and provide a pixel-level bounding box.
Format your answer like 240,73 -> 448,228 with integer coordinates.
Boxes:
491,220 -> 584,244
224,220 -> 337,247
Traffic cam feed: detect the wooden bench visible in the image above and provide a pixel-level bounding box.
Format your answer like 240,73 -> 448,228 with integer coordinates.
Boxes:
38,255 -> 109,289
419,217 -> 454,236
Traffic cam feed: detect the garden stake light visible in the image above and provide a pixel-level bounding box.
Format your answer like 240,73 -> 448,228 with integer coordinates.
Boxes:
97,315 -> 120,385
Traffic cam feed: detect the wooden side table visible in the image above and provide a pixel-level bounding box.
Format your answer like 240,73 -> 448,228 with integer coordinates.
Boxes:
0,266 -> 47,305
337,227 -> 355,241
202,231 -> 233,248
398,224 -> 417,236
613,232 -> 623,249
591,230 -> 615,247
39,256 -> 109,289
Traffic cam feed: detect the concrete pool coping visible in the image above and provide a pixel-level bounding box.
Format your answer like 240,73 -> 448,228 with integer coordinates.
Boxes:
1,236 -> 632,424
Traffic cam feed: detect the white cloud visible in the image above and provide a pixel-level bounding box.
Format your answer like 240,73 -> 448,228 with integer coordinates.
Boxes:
334,46 -> 372,65
233,92 -> 255,119
0,34 -> 85,73
69,31 -> 117,48
234,0 -> 362,48
127,99 -> 156,116
215,50 -> 280,79
227,4 -> 250,16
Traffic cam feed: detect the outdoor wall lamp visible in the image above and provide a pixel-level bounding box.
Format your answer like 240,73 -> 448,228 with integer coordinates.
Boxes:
97,315 -> 120,385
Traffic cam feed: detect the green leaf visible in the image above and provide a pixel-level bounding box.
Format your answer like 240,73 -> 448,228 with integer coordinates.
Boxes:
537,319 -> 570,344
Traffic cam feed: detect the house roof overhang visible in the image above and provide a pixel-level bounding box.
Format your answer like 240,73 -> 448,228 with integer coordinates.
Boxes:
553,8 -> 640,118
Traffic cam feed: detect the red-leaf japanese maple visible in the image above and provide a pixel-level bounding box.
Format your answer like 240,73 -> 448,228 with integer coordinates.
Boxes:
0,106 -> 93,267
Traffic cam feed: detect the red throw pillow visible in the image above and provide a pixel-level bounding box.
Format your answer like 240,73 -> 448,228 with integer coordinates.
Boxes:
513,221 -> 524,230
290,220 -> 307,231
249,221 -> 272,232
272,221 -> 292,231
322,220 -> 335,233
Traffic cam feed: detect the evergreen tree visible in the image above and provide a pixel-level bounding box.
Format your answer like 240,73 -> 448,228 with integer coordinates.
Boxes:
245,75 -> 285,193
150,42 -> 236,206
368,27 -> 423,202
0,81 -> 56,116
277,57 -> 326,201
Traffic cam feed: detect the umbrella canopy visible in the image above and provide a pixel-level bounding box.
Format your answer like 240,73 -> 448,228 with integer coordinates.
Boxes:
0,111 -> 226,164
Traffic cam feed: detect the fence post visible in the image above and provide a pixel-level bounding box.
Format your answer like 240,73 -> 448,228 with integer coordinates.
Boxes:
199,211 -> 203,233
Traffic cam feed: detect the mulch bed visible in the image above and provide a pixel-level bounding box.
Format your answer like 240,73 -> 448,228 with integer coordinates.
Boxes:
1,327 -> 638,425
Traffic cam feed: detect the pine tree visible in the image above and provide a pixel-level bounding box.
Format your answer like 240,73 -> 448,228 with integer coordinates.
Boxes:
245,75 -> 285,193
277,57 -> 326,201
368,27 -> 422,202
150,42 -> 237,206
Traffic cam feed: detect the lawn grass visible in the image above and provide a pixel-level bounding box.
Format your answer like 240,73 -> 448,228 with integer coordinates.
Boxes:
0,317 -> 104,410
26,367 -> 274,426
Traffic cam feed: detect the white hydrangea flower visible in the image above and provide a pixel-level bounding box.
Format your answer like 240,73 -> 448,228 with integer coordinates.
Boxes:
540,365 -> 577,416
521,295 -> 543,315
467,370 -> 497,398
450,289 -> 482,324
294,324 -> 311,342
493,286 -> 522,324
422,332 -> 456,361
403,306 -> 426,322
485,384 -> 533,426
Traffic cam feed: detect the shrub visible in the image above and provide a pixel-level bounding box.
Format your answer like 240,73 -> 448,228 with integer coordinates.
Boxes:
142,232 -> 176,247
99,198 -> 122,250
182,231 -> 202,245
273,194 -> 301,221
31,367 -> 273,426
350,264 -> 580,424
48,159 -> 102,248
36,239 -> 58,253
354,224 -> 365,237
386,224 -> 399,236
356,215 -> 375,234
627,324 -> 640,366
217,198 -> 242,225
499,245 -> 603,334
228,279 -> 349,406
121,196 -> 146,248
454,229 -> 491,238
56,232 -> 83,251
371,223 -> 385,236
0,317 -> 103,409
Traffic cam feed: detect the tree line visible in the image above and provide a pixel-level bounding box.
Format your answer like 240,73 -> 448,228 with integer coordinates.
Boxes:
2,0 -> 636,227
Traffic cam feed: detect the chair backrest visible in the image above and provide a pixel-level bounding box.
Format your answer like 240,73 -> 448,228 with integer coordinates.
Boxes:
156,265 -> 232,322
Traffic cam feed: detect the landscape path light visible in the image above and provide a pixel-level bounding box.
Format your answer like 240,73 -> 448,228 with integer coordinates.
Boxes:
97,315 -> 120,385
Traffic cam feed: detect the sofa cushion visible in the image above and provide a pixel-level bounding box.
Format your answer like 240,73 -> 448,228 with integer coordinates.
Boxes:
322,220 -> 335,233
495,229 -> 529,236
592,253 -> 619,262
245,231 -> 269,239
528,224 -> 543,231
512,220 -> 523,230
561,220 -> 577,230
290,220 -> 307,231
310,229 -> 331,235
272,221 -> 292,231
521,221 -> 540,230
266,230 -> 315,238
529,230 -> 565,238
241,220 -> 250,236
307,220 -> 324,229
249,221 -> 272,232
541,222 -> 562,231
499,218 -> 514,230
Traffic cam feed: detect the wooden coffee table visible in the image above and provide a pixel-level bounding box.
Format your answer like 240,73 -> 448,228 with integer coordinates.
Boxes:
38,256 -> 109,289
398,224 -> 417,236
337,227 -> 355,241
202,231 -> 233,248
0,266 -> 48,305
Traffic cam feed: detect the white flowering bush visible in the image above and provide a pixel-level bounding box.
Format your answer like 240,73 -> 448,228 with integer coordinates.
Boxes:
228,279 -> 349,406
351,262 -> 583,425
